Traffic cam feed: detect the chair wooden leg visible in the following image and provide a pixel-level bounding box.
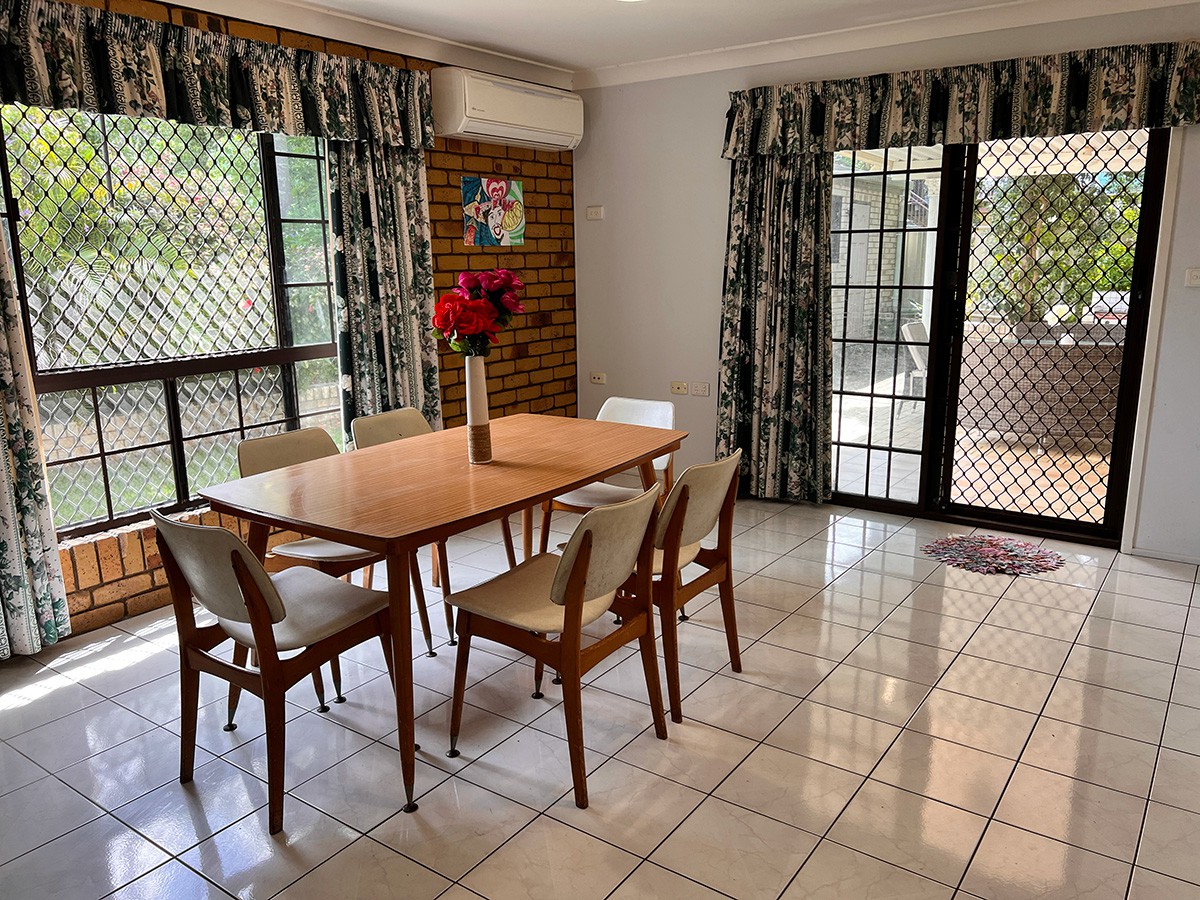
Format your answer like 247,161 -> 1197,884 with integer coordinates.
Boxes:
437,541 -> 455,646
500,517 -> 518,568
409,551 -> 435,657
430,543 -> 441,589
560,670 -> 588,808
532,654 -> 546,699
638,627 -> 668,740
225,643 -> 248,732
447,613 -> 473,758
364,563 -> 375,589
311,668 -> 330,713
330,656 -> 346,703
264,693 -> 287,835
539,500 -> 553,554
659,599 -> 685,724
179,659 -> 200,783
718,569 -> 742,673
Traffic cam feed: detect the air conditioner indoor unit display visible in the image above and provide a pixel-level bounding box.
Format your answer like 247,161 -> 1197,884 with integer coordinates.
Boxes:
431,67 -> 584,151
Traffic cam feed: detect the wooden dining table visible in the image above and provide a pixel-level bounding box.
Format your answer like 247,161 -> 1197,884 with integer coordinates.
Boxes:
200,412 -> 687,811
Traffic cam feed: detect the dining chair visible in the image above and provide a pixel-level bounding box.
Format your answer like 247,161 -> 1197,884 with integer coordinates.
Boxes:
151,510 -> 394,835
238,428 -> 436,708
446,487 -> 667,808
538,397 -> 675,553
350,408 -> 519,645
651,450 -> 743,723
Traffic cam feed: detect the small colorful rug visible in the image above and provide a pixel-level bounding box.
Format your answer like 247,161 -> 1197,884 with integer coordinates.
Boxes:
921,534 -> 1066,576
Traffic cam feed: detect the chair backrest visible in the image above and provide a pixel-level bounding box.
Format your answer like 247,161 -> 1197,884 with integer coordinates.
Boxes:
900,322 -> 929,370
551,487 -> 658,606
350,408 -> 433,449
151,510 -> 285,625
655,450 -> 742,549
596,397 -> 675,472
238,427 -> 339,478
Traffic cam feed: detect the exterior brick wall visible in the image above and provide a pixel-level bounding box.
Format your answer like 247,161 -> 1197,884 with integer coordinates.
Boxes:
45,0 -> 578,637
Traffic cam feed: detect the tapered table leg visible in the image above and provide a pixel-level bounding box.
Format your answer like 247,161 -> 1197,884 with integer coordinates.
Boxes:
386,551 -> 418,812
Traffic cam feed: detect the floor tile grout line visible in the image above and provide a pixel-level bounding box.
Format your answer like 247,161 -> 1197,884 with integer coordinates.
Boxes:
1122,580 -> 1200,898
773,554 -> 1028,896
5,509 -> 1179,898
950,554 -> 1118,896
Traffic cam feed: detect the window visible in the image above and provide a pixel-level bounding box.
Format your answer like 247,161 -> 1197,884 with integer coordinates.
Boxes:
0,106 -> 341,536
829,146 -> 942,503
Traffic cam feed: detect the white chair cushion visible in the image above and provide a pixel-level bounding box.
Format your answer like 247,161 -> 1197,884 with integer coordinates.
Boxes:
447,553 -> 615,634
553,481 -> 645,510
270,537 -> 375,563
220,568 -> 388,652
650,541 -> 703,576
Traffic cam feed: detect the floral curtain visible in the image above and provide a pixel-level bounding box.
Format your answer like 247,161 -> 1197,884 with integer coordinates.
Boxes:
329,141 -> 442,432
0,229 -> 68,659
719,41 -> 1200,500
0,0 -> 437,148
717,153 -> 832,501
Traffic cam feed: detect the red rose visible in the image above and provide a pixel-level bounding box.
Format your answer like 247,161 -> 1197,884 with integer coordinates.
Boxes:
433,293 -> 499,339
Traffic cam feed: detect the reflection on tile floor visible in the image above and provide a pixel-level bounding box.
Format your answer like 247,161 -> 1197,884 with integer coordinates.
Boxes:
1,502 -> 1199,898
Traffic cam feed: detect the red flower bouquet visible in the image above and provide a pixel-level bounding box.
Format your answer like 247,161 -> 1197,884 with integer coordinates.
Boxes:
431,268 -> 525,357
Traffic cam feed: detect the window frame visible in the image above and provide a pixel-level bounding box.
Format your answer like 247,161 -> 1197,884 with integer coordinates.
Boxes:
0,116 -> 340,539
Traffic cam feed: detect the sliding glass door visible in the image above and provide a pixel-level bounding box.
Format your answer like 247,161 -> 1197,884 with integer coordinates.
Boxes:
830,147 -> 942,503
829,130 -> 1169,544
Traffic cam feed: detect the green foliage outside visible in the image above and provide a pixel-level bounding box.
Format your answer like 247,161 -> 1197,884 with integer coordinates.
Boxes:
1,103 -> 285,369
968,166 -> 1143,326
1,106 -> 340,530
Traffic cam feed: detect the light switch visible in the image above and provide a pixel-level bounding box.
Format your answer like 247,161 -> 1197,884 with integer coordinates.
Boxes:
1186,268 -> 1200,288
585,206 -> 604,221
691,382 -> 710,397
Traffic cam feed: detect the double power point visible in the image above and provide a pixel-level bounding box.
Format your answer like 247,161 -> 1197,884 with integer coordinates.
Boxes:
589,372 -> 710,397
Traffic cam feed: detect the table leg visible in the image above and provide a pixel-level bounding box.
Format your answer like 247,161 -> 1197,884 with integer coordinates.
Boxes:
638,461 -> 658,491
386,551 -> 419,813
246,522 -> 269,562
522,506 -> 534,562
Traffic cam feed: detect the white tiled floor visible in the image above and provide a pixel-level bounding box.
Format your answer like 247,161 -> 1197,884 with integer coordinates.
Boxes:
2,502 -> 1199,899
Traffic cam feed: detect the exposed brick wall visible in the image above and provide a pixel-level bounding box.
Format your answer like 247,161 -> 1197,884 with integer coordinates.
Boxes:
427,138 -> 578,425
44,0 -> 577,637
59,515 -> 309,633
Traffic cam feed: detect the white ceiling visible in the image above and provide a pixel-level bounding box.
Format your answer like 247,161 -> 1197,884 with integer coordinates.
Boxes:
205,0 -> 1199,88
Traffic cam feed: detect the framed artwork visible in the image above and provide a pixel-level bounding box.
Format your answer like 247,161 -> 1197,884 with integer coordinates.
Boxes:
462,176 -> 525,246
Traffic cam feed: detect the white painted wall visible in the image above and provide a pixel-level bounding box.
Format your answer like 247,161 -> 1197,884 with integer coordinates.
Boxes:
574,8 -> 1200,557
1129,127 -> 1200,562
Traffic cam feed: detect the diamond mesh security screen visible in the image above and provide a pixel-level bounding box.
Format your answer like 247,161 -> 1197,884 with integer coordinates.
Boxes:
1,104 -> 275,371
949,131 -> 1149,524
1,110 -> 340,535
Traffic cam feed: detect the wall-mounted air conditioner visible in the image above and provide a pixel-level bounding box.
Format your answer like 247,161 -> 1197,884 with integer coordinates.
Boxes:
431,67 -> 584,152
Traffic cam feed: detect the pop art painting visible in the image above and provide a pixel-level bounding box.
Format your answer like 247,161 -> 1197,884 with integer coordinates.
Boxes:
462,176 -> 525,246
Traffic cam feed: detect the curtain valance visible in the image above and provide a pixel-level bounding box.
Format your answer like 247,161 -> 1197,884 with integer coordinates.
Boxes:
0,0 -> 434,149
724,41 -> 1200,158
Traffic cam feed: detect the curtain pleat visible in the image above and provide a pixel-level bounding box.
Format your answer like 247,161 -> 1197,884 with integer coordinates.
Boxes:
724,41 -> 1200,158
0,229 -> 69,659
329,141 -> 442,433
0,0 -> 435,149
717,154 -> 833,501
